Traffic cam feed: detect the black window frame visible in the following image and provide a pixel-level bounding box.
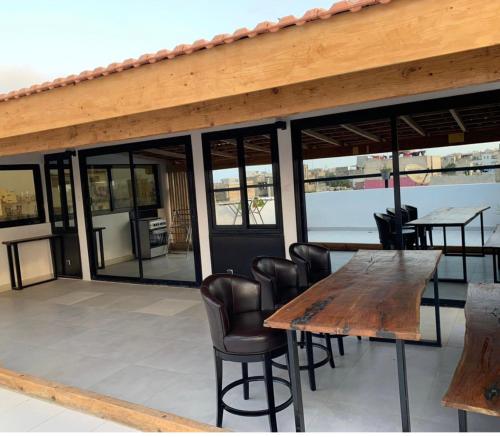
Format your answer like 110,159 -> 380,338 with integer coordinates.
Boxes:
86,163 -> 161,216
0,164 -> 46,229
203,123 -> 284,232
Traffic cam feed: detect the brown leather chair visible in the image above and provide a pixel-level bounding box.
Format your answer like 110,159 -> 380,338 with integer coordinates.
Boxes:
289,242 -> 362,355
201,274 -> 292,432
251,256 -> 334,391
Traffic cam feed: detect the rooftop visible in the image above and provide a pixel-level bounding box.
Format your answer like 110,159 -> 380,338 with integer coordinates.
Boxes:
0,0 -> 390,102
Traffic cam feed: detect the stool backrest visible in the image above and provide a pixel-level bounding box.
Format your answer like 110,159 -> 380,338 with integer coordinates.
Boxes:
251,257 -> 299,311
374,213 -> 395,250
289,242 -> 331,289
201,274 -> 261,351
402,204 -> 418,221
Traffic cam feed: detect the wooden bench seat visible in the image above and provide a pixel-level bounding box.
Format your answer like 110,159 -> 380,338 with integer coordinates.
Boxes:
442,283 -> 500,431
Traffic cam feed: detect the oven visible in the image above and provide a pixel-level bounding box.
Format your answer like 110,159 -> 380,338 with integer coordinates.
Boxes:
133,217 -> 168,259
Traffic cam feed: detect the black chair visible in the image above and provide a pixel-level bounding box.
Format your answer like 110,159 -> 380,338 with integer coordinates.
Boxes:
251,256 -> 333,391
402,204 -> 433,248
386,207 -> 418,248
289,242 -> 361,354
374,212 -> 416,249
201,274 -> 292,432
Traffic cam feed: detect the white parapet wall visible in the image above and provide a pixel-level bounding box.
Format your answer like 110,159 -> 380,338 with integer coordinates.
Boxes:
306,182 -> 500,234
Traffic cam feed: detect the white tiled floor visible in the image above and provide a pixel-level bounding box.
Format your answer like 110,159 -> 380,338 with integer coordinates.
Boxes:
0,276 -> 498,432
0,387 -> 136,432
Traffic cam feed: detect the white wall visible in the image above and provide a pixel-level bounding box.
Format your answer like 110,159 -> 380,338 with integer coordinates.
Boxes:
91,212 -> 134,264
0,154 -> 52,291
306,183 -> 500,230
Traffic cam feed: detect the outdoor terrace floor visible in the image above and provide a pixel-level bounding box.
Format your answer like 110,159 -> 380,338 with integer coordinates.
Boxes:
0,261 -> 498,431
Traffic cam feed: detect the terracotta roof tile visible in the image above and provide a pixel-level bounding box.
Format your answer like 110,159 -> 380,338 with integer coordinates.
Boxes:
0,0 -> 390,102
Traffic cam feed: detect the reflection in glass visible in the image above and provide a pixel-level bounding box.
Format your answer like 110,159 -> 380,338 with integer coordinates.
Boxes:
134,165 -> 158,207
111,167 -> 133,210
211,139 -> 239,186
247,188 -> 276,225
88,168 -> 111,212
0,169 -> 40,224
214,190 -> 242,225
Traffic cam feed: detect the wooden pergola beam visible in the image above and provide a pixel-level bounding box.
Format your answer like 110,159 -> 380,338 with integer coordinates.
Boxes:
450,109 -> 467,132
400,115 -> 426,137
1,45 -> 500,157
340,124 -> 381,143
303,130 -> 343,147
1,0 -> 500,140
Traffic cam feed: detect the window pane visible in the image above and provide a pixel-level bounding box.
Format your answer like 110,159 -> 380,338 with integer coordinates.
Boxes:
214,190 -> 242,225
49,168 -> 62,225
211,139 -> 240,187
301,119 -> 394,247
247,188 -> 276,225
111,167 -> 133,210
244,135 -> 273,186
134,165 -> 158,207
87,168 -> 111,212
0,169 -> 40,223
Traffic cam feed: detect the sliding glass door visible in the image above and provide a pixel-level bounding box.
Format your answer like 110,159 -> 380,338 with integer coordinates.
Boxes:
80,137 -> 201,286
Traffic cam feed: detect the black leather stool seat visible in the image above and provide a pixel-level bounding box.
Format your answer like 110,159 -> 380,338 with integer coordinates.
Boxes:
225,310 -> 286,355
201,273 -> 292,432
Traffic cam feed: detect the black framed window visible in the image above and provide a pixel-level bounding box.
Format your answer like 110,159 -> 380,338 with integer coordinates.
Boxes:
205,127 -> 281,229
87,164 -> 160,214
0,165 -> 45,228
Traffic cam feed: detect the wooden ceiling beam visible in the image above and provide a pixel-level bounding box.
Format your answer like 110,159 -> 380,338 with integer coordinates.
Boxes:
303,129 -> 343,147
1,0 -> 500,140
340,124 -> 381,143
450,109 -> 467,132
400,115 -> 426,137
1,45 -> 500,157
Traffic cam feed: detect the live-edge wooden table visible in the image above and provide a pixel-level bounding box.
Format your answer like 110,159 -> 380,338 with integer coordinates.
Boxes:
265,249 -> 443,432
407,206 -> 490,283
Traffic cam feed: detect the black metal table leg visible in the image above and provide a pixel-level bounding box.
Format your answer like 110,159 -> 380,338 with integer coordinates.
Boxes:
461,225 -> 467,283
458,409 -> 467,432
305,332 -> 316,391
433,270 -> 442,347
12,244 -> 23,290
480,212 -> 485,256
286,330 -> 305,432
6,244 -> 16,290
396,339 -> 411,432
49,237 -> 58,279
443,226 -> 448,254
494,252 -> 499,284
98,229 -> 105,269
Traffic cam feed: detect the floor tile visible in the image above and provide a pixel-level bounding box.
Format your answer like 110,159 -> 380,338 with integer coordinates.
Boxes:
134,297 -> 198,316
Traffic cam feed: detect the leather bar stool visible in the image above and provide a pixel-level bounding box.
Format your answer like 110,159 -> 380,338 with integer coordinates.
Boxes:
289,242 -> 362,354
201,274 -> 292,432
251,256 -> 333,391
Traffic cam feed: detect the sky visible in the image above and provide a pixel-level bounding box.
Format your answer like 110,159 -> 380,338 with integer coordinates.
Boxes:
0,0 -> 335,94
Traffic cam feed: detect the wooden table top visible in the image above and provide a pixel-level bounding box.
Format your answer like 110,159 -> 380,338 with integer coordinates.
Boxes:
442,283 -> 500,417
2,234 -> 59,245
407,206 -> 490,227
485,225 -> 500,249
264,250 -> 442,341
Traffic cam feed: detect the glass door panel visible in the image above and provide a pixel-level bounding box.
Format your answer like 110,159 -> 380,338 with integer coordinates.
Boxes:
85,152 -> 141,279
132,143 -> 197,283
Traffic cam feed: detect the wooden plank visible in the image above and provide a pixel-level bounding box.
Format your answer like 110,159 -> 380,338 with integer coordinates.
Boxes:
486,225 -> 500,249
0,367 -> 224,432
264,250 -> 442,340
1,0 -> 500,139
407,206 -> 490,226
1,44 -> 500,157
442,283 -> 500,417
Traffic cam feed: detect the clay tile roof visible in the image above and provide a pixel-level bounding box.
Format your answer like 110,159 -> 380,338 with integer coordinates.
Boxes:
0,0 -> 390,103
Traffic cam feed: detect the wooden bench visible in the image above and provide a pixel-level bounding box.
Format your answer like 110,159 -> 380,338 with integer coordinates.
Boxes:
485,225 -> 500,283
442,283 -> 500,431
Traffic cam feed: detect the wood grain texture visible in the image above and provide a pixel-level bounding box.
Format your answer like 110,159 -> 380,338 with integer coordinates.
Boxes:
486,225 -> 500,249
264,250 -> 441,340
1,45 -> 500,157
407,207 -> 490,227
0,367 -> 224,432
442,283 -> 500,417
2,0 -> 500,139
